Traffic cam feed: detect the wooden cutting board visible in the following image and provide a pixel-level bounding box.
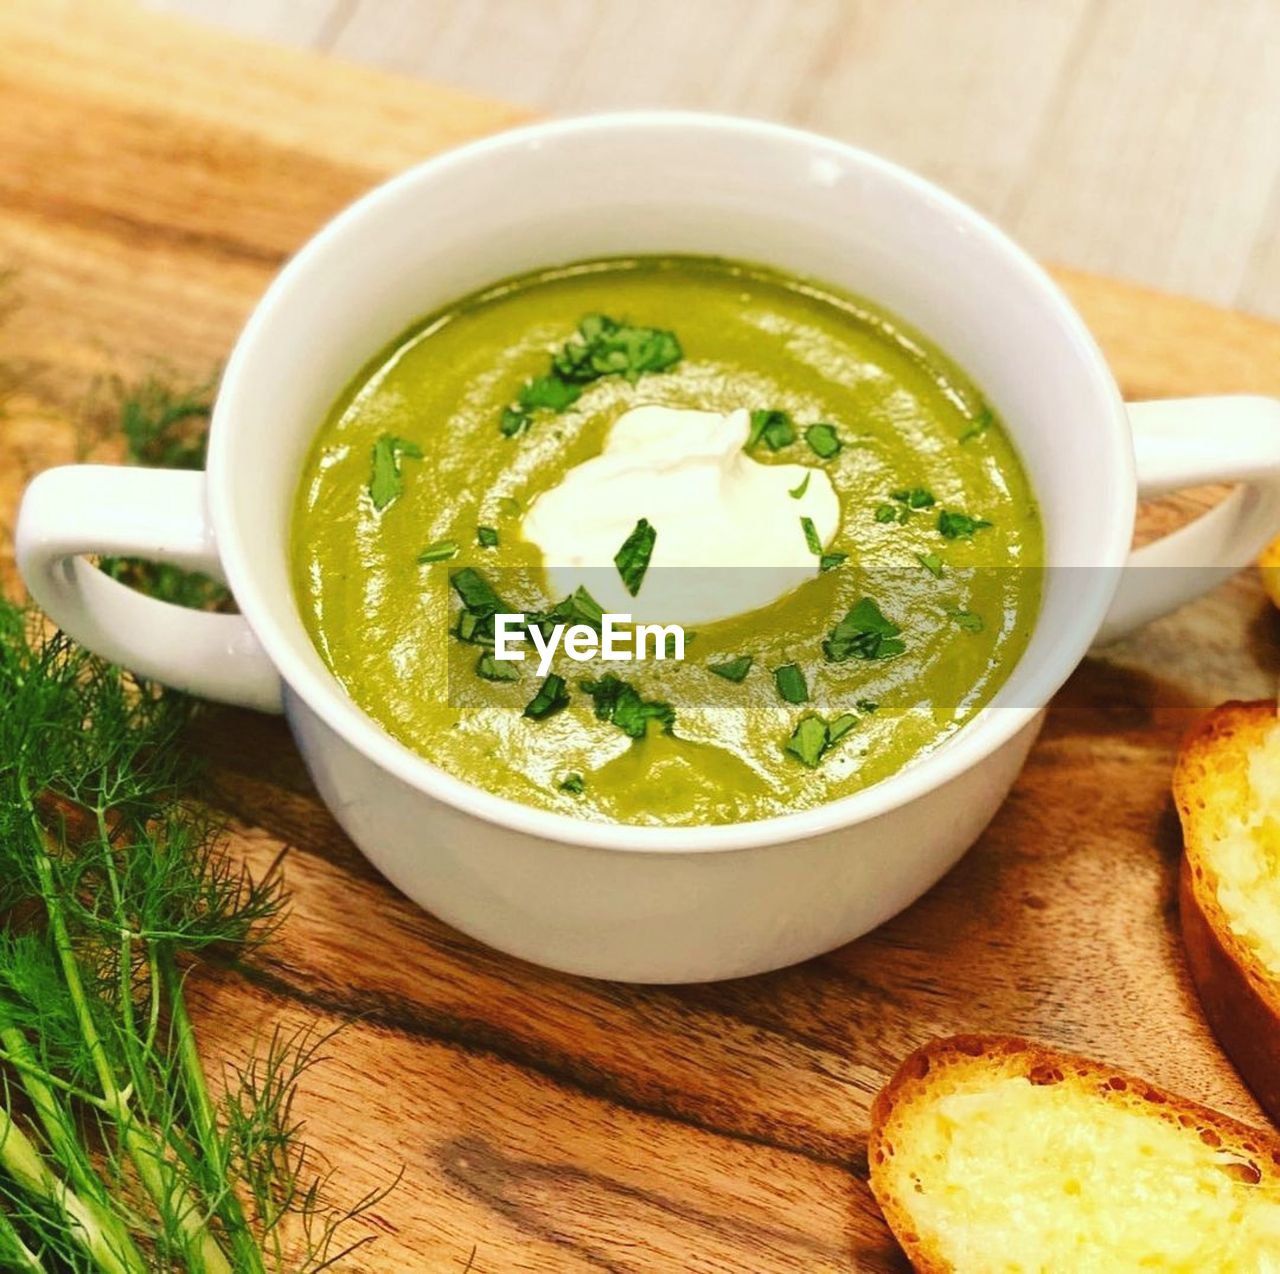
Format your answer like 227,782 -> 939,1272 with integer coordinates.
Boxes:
4,2 -> 1280,1269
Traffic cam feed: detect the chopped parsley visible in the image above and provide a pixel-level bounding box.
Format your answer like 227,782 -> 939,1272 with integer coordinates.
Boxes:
800,516 -> 823,556
937,509 -> 993,540
828,712 -> 858,743
916,551 -> 945,578
789,473 -> 811,499
580,673 -> 675,739
819,551 -> 847,573
450,567 -> 508,646
824,597 -> 906,662
554,313 -> 682,384
499,407 -> 528,437
875,487 -> 936,526
805,422 -> 842,459
519,374 -> 582,414
614,518 -> 657,596
368,434 -> 423,511
856,699 -> 879,714
785,709 -> 863,768
785,715 -> 829,768
949,609 -> 985,632
558,773 -> 586,795
523,674 -> 570,720
959,405 -> 994,443
451,567 -> 505,617
476,651 -> 520,682
708,655 -> 753,682
451,570 -> 606,654
477,526 -> 499,548
747,409 -> 796,451
536,585 -> 605,630
773,664 -> 809,704
417,539 -> 459,564
501,313 -> 682,436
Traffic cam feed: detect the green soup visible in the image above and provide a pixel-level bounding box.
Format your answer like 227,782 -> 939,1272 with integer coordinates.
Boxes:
291,256 -> 1042,826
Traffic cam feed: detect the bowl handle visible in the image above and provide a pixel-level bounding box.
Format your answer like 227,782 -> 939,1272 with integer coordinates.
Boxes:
14,465 -> 284,713
1094,395 -> 1280,647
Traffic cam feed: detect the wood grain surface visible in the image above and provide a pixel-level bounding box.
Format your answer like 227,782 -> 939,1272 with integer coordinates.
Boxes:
147,0 -> 1280,324
4,2 -> 1280,1269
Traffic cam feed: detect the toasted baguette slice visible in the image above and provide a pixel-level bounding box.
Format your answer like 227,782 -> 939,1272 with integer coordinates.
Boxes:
1174,700 -> 1280,1123
868,1035 -> 1280,1272
1260,537 -> 1280,609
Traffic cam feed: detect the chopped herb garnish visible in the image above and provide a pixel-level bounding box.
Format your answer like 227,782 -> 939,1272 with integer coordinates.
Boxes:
501,313 -> 682,435
875,487 -> 936,526
417,539 -> 459,564
959,405 -> 994,443
477,525 -> 499,548
500,406 -> 530,437
520,374 -> 583,413
805,422 -> 842,459
824,597 -> 906,662
828,712 -> 858,743
708,655 -> 753,682
800,516 -> 823,556
785,709 -> 862,768
476,651 -> 520,682
536,585 -> 605,631
450,567 -> 505,616
916,551 -> 945,578
502,407 -> 534,437
856,699 -> 879,714
559,773 -> 586,795
773,663 -> 809,704
615,518 -> 657,596
949,609 -> 985,632
819,551 -> 848,573
747,409 -> 796,451
789,473 -> 811,499
368,434 -> 423,511
937,509 -> 993,540
554,313 -> 683,384
524,674 -> 570,720
785,715 -> 829,769
580,673 -> 675,739
450,567 -> 509,647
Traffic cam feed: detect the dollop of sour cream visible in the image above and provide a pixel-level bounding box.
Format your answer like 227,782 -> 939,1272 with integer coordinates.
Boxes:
522,405 -> 840,625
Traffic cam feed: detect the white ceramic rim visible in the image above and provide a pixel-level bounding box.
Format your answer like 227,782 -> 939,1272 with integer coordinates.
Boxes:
208,111 -> 1134,855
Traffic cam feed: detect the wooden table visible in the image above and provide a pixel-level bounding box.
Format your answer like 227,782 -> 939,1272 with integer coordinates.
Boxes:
148,0 -> 1280,324
4,3 -> 1280,1269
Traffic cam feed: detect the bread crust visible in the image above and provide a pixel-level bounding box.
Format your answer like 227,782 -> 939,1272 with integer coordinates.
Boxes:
1174,700 -> 1280,1124
867,1033 -> 1280,1272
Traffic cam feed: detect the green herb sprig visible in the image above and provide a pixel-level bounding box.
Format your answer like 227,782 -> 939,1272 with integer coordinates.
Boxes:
0,604 -> 387,1272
